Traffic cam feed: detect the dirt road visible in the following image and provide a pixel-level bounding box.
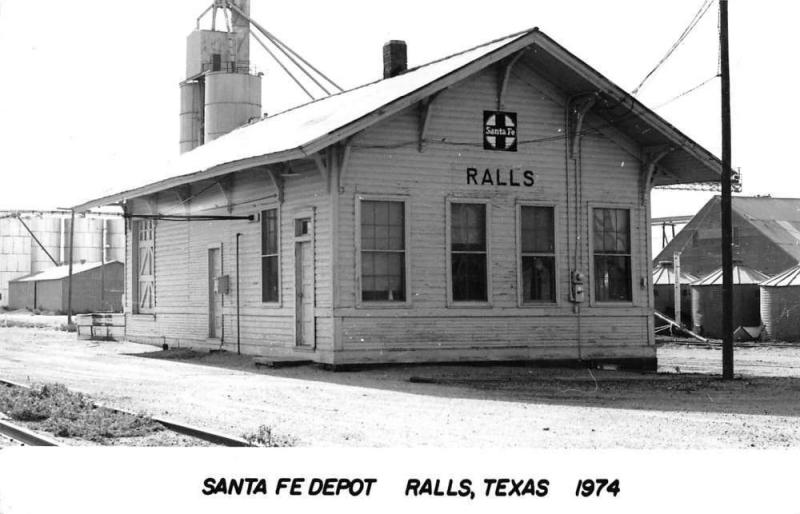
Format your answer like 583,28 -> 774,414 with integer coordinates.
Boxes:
0,327 -> 799,448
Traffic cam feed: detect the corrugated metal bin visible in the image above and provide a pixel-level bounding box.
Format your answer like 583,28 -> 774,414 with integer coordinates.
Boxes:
691,264 -> 768,339
760,264 -> 800,341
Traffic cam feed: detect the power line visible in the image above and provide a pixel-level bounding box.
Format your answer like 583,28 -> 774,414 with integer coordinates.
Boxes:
653,74 -> 720,109
632,0 -> 716,95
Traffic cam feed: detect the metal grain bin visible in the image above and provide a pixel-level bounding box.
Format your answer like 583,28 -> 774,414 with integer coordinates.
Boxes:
652,261 -> 697,327
691,265 -> 768,339
760,264 -> 800,341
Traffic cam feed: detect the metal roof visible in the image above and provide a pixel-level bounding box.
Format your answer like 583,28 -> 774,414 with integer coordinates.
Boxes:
11,261 -> 122,283
655,196 -> 800,266
692,264 -> 769,286
73,28 -> 723,212
652,263 -> 697,285
761,264 -> 800,287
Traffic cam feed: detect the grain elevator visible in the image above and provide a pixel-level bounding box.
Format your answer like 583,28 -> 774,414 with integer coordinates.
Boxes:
179,0 -> 261,153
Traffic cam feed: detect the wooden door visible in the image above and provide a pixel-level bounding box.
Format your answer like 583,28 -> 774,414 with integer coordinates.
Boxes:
295,240 -> 314,347
208,248 -> 222,338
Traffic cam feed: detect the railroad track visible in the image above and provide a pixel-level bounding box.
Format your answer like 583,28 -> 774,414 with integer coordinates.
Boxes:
0,378 -> 251,447
0,417 -> 61,446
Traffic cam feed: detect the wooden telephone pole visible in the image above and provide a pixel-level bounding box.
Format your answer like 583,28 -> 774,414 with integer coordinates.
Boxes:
720,0 -> 734,380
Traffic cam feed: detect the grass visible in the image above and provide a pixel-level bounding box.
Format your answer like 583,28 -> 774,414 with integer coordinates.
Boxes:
242,424 -> 298,447
0,383 -> 163,442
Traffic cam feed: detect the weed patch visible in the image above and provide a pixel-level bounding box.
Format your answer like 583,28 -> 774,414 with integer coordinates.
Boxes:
0,383 -> 162,442
242,424 -> 297,447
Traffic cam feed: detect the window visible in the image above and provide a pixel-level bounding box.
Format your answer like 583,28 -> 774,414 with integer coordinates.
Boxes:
261,208 -> 279,303
450,202 -> 487,302
593,208 -> 632,302
520,206 -> 556,303
360,200 -> 405,302
133,219 -> 155,313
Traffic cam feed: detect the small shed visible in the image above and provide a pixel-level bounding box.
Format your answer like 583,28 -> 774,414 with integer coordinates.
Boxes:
691,264 -> 768,339
760,264 -> 800,341
8,261 -> 123,314
652,262 -> 696,327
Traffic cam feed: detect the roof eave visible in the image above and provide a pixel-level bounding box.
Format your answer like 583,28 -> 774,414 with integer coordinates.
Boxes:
73,31 -> 539,212
532,32 -> 722,184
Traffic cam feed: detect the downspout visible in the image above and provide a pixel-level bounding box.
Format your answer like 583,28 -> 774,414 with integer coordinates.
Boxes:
236,232 -> 242,355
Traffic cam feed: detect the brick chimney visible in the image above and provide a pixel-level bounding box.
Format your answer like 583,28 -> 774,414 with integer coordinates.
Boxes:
383,40 -> 407,78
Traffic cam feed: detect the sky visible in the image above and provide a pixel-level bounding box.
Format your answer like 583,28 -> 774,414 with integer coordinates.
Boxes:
0,0 -> 797,221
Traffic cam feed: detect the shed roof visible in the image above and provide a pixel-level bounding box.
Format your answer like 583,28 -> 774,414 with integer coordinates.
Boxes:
652,263 -> 697,285
692,264 -> 769,286
73,27 -> 723,212
11,261 -> 122,283
761,264 -> 800,287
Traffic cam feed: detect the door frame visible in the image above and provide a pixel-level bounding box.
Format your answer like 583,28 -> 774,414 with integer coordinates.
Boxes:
293,208 -> 315,349
207,245 -> 223,340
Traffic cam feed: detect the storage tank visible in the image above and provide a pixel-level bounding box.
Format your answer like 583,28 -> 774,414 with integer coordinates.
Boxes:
203,71 -> 261,142
652,261 -> 696,327
760,264 -> 800,341
180,81 -> 203,153
29,216 -> 61,273
691,264 -> 768,339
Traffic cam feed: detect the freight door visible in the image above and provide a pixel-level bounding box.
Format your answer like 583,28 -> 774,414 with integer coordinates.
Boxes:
208,247 -> 222,338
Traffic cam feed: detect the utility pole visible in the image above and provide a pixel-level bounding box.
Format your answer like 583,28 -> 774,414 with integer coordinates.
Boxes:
66,210 -> 76,327
720,0 -> 734,380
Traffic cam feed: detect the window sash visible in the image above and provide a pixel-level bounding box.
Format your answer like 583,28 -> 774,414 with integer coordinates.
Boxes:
360,200 -> 406,303
450,202 -> 488,302
261,209 -> 279,303
519,206 -> 556,303
592,208 -> 632,302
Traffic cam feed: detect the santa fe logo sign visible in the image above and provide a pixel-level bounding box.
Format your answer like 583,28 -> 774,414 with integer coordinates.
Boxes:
483,111 -> 518,152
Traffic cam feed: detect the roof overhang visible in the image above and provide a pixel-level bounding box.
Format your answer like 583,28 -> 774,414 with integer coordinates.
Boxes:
73,28 -> 721,212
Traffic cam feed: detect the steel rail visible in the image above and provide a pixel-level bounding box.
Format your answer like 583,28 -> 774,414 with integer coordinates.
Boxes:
0,418 -> 61,446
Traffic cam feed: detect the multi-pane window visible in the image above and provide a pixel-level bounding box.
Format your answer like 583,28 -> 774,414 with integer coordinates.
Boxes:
451,203 -> 487,302
360,200 -> 405,302
261,208 -> 279,303
520,206 -> 556,303
134,219 -> 155,313
593,208 -> 632,302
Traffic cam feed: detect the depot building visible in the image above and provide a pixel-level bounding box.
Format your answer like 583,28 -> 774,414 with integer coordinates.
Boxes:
75,26 -> 722,369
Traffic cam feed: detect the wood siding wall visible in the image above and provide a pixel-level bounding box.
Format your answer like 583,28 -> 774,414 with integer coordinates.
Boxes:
123,163 -> 334,358
122,61 -> 655,366
333,66 -> 654,364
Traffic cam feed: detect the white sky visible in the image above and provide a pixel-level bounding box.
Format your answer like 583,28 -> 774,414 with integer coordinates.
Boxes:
0,0 -> 796,219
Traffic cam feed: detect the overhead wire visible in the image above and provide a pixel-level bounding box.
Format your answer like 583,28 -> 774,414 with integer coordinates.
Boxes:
632,0 -> 716,95
653,74 -> 720,109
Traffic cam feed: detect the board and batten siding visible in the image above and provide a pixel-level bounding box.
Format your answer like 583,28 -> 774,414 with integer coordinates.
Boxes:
123,164 -> 334,358
332,65 -> 653,365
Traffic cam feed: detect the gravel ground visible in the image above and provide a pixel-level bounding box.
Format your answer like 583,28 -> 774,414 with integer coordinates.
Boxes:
1,326 -> 799,448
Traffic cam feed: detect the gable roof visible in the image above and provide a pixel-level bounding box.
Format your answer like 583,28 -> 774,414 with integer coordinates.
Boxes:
73,27 -> 723,212
655,196 -> 800,265
10,261 -> 122,283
